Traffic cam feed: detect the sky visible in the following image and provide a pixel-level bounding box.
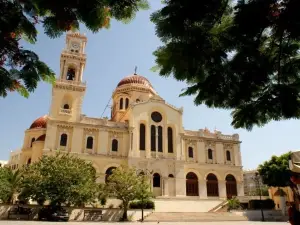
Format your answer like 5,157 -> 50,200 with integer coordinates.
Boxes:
0,1 -> 299,169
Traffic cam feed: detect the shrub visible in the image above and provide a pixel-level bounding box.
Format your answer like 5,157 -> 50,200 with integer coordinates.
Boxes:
108,204 -> 114,209
129,200 -> 155,209
249,199 -> 275,210
227,197 -> 241,211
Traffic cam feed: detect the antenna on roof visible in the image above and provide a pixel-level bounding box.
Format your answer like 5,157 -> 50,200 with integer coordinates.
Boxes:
134,66 -> 137,75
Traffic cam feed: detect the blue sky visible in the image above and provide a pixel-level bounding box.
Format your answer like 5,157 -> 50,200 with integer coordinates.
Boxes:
0,1 -> 299,169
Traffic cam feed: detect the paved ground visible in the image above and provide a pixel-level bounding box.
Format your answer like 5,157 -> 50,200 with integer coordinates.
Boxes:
0,222 -> 288,225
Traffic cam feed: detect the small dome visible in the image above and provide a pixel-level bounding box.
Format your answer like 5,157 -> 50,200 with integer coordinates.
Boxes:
117,74 -> 154,89
36,134 -> 46,142
29,115 -> 48,129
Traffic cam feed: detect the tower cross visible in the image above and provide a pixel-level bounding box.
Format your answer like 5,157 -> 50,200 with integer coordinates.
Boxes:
134,66 -> 137,75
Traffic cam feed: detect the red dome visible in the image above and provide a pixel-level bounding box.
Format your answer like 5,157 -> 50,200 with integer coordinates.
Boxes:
117,74 -> 153,89
36,134 -> 46,141
29,115 -> 48,129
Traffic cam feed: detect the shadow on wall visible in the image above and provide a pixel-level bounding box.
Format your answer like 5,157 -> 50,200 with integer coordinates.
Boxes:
0,204 -> 152,221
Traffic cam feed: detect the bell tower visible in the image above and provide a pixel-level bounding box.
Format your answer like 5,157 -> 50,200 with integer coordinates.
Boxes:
49,32 -> 87,121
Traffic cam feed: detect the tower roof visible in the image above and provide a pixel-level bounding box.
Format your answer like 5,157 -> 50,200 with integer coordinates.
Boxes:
116,74 -> 156,94
29,115 -> 48,129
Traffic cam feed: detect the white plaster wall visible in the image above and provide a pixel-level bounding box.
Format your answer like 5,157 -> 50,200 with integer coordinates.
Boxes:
154,199 -> 222,212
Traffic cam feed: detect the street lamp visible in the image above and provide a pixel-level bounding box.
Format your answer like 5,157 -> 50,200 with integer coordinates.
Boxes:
253,172 -> 265,222
136,168 -> 153,222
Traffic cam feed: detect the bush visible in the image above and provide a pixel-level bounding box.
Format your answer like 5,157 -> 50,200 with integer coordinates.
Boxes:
129,200 -> 155,209
227,197 -> 241,211
249,199 -> 275,210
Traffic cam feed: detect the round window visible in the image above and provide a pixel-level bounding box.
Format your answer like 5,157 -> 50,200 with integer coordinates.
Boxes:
151,111 -> 162,123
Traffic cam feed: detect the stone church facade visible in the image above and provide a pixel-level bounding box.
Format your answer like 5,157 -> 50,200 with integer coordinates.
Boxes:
8,32 -> 244,199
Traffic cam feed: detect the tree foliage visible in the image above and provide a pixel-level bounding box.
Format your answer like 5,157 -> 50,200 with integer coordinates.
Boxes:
151,0 -> 300,130
258,152 -> 291,187
106,166 -> 152,221
21,153 -> 99,206
0,0 -> 149,98
0,168 -> 22,204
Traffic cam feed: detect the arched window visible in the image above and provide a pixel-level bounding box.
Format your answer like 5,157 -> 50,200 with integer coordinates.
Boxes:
158,126 -> 163,152
105,167 -> 116,183
27,158 -> 31,165
186,172 -> 199,196
125,98 -> 129,109
226,150 -> 231,161
119,98 -> 123,110
153,173 -> 161,187
188,147 -> 194,158
206,173 -> 219,197
63,104 -> 70,109
66,68 -> 75,80
30,138 -> 35,147
151,125 -> 156,151
208,149 -> 213,160
139,124 -> 146,150
60,133 -> 68,147
167,127 -> 173,153
168,174 -> 174,178
86,136 -> 93,149
112,139 -> 118,151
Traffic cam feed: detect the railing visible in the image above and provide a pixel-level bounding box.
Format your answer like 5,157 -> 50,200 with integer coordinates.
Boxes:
184,129 -> 239,141
80,116 -> 128,128
60,108 -> 72,115
55,79 -> 86,86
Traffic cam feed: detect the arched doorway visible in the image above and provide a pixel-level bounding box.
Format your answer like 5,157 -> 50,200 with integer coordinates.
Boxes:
186,172 -> 199,196
105,167 -> 116,183
206,173 -> 219,197
152,173 -> 162,196
226,174 -> 237,198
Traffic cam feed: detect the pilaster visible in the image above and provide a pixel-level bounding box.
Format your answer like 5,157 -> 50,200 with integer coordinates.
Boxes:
219,180 -> 227,199
237,181 -> 245,196
163,177 -> 169,196
199,180 -> 207,199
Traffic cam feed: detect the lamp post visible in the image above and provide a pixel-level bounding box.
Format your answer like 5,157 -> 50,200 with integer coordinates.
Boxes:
253,172 -> 265,222
136,169 -> 153,222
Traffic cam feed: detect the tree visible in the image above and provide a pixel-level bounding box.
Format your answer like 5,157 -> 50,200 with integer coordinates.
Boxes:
151,0 -> 300,130
258,152 -> 291,188
0,168 -> 22,203
21,153 -> 99,206
0,0 -> 149,98
106,166 -> 151,221
135,173 -> 153,222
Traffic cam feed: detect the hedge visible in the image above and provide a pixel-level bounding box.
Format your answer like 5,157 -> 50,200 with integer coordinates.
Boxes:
129,200 -> 155,209
249,199 -> 275,210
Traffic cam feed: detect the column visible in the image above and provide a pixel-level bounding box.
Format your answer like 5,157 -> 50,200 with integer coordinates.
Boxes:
163,127 -> 168,158
175,163 -> 185,197
155,126 -> 159,158
216,142 -> 224,164
146,125 -> 151,158
163,178 -> 169,196
218,180 -> 227,199
199,180 -> 207,199
197,141 -> 205,163
180,138 -> 185,160
71,127 -> 83,153
234,144 -> 241,166
44,123 -> 57,150
98,130 -> 108,154
237,181 -> 245,196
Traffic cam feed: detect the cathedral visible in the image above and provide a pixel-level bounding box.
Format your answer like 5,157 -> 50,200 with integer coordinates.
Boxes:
8,32 -> 244,199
